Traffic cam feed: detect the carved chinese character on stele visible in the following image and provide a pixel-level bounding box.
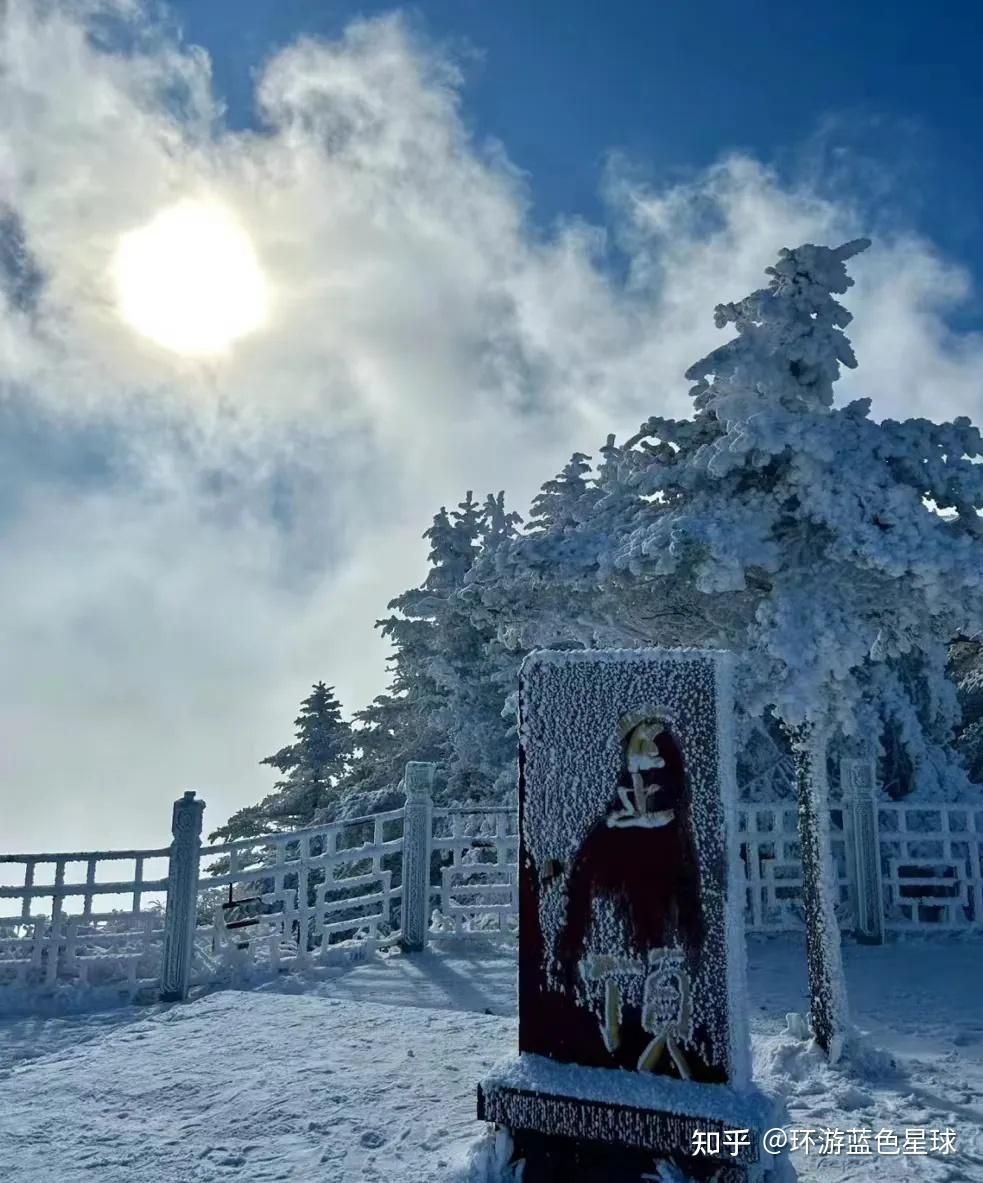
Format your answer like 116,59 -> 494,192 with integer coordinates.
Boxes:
477,648 -> 789,1183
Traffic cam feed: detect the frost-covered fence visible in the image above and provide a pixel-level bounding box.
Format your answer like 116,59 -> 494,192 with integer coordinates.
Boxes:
739,804 -> 855,932
424,783 -> 983,941
878,803 -> 983,930
0,843 -> 170,1007
190,806 -> 406,987
0,794 -> 408,1012
4,774 -> 983,1012
737,800 -> 983,934
429,806 -> 519,940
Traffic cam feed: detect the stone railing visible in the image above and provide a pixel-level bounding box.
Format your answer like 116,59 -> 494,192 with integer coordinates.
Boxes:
0,765 -> 518,1011
429,805 -> 519,940
877,801 -> 983,930
0,843 -> 170,1005
737,772 -> 983,937
2,758 -> 982,1012
188,803 -> 407,992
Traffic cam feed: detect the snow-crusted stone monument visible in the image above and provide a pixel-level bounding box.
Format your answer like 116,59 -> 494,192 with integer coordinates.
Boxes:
478,648 -> 788,1182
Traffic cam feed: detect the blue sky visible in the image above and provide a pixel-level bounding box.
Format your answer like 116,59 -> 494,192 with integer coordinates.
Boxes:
168,0 -> 983,319
2,0 -> 983,850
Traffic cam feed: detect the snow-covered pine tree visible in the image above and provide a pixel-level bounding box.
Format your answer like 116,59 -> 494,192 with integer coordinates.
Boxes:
341,491 -> 523,808
469,445 -> 796,800
413,492 -> 524,801
476,240 -> 983,798
465,444 -> 658,654
445,493 -> 525,801
362,494 -> 485,802
337,601 -> 449,809
209,682 -> 353,841
527,452 -> 595,535
338,501 -> 459,806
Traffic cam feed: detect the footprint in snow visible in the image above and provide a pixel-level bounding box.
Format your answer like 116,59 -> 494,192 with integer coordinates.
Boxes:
360,1130 -> 386,1149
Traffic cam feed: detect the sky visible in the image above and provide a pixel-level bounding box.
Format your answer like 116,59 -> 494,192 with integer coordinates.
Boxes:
1,0 -> 982,853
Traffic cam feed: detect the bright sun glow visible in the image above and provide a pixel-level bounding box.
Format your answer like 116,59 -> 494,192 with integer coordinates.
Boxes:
112,200 -> 269,356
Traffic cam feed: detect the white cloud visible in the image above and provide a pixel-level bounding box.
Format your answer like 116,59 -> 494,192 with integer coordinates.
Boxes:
0,0 -> 981,850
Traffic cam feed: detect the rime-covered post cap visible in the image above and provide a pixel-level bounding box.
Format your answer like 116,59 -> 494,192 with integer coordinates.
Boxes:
404,761 -> 436,803
841,755 -> 875,800
171,791 -> 205,839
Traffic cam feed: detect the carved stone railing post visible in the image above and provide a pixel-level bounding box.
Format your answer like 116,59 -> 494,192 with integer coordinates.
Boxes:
842,753 -> 884,945
160,791 -> 205,1002
400,762 -> 434,952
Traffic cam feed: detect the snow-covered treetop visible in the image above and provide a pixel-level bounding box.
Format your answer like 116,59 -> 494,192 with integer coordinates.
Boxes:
419,491 -> 484,594
610,240 -> 983,734
686,238 -> 871,421
210,681 -> 354,840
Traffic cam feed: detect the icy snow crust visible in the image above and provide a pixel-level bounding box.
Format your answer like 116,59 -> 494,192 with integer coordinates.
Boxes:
518,646 -> 750,1086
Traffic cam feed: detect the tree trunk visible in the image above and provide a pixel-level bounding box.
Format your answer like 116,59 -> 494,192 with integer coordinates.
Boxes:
785,720 -> 849,1060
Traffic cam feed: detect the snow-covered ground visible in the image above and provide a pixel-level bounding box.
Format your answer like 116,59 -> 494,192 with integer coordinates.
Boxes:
1,936 -> 981,1181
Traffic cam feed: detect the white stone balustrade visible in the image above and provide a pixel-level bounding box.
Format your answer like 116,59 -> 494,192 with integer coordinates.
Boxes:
0,844 -> 170,1003
2,769 -> 982,1013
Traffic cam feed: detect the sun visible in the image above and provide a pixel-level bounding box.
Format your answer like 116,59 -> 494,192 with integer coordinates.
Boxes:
111,199 -> 269,356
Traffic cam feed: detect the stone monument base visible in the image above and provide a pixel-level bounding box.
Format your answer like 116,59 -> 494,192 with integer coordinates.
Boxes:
477,1054 -> 783,1183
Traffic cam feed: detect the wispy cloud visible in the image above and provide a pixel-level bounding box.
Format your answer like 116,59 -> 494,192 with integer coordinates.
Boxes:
1,1 -> 980,849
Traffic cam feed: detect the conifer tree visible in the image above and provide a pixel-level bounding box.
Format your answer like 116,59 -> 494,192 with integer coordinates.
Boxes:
527,453 -> 595,535
210,682 -> 353,841
340,491 -> 523,805
475,240 -> 983,795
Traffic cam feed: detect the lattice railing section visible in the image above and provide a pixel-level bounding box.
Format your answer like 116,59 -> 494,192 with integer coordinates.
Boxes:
0,847 -> 170,1000
192,808 -> 405,980
4,784 -> 983,1012
430,807 -> 519,939
877,804 -> 983,930
737,805 -> 854,932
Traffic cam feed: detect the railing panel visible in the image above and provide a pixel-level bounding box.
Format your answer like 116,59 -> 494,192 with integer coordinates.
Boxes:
877,804 -> 983,930
191,810 -> 407,984
430,808 -> 519,939
736,805 -> 855,933
426,803 -> 983,940
0,847 -> 171,1006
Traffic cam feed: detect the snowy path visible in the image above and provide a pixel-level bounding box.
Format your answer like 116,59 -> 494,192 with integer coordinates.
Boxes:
0,989 -> 505,1181
1,938 -> 981,1181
